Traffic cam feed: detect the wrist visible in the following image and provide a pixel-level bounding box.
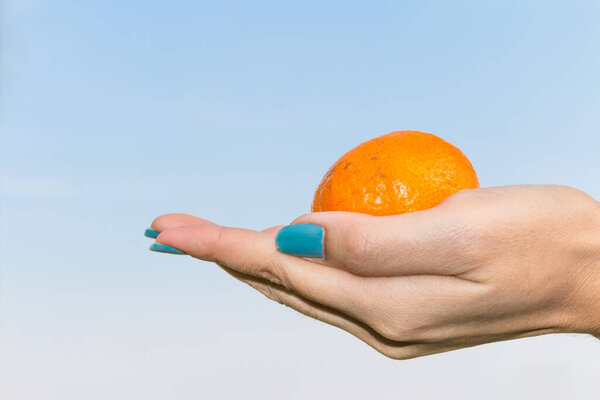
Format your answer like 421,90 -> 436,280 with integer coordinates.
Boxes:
589,225 -> 600,339
587,261 -> 600,339
585,265 -> 600,339
569,197 -> 600,338
559,197 -> 600,339
588,201 -> 600,338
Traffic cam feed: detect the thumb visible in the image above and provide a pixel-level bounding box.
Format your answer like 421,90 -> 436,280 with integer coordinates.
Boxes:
276,209 -> 469,277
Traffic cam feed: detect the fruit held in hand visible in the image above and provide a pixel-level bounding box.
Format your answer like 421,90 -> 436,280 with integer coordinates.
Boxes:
312,130 -> 479,216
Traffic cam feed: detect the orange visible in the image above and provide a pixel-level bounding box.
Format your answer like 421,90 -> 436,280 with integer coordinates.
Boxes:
312,130 -> 479,216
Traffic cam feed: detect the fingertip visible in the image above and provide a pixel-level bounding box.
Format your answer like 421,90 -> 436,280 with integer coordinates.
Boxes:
150,213 -> 177,230
154,225 -> 184,249
154,223 -> 193,246
155,223 -> 224,261
150,213 -> 212,231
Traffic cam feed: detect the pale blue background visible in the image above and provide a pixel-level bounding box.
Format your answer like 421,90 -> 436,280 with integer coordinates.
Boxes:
1,1 -> 599,399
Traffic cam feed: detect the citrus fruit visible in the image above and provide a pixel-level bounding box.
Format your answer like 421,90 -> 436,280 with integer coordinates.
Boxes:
311,130 -> 479,216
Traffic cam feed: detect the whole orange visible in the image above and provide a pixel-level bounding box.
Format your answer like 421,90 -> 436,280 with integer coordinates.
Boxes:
312,131 -> 479,216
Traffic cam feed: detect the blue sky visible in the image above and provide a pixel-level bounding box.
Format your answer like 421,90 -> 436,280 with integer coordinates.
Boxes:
1,1 -> 599,398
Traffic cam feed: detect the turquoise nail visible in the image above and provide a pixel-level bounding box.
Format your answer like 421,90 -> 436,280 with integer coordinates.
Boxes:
145,228 -> 160,238
149,243 -> 186,255
276,224 -> 324,258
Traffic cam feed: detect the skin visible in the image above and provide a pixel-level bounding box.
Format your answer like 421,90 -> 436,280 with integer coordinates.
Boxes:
150,185 -> 600,359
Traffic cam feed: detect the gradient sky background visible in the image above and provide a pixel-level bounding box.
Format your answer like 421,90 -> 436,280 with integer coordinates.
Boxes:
1,0 -> 599,398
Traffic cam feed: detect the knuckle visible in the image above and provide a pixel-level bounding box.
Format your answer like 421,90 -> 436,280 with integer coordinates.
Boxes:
549,184 -> 582,199
446,214 -> 491,263
371,315 -> 434,343
255,250 -> 292,290
200,225 -> 225,263
556,185 -> 600,212
342,229 -> 378,264
269,251 -> 287,284
290,213 -> 313,225
442,188 -> 478,204
371,319 -> 407,342
372,321 -> 401,341
256,284 -> 285,305
378,325 -> 420,343
438,188 -> 483,212
255,268 -> 283,287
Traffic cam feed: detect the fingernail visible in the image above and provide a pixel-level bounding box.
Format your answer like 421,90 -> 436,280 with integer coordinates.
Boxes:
276,224 -> 324,258
145,228 -> 160,238
149,243 -> 186,255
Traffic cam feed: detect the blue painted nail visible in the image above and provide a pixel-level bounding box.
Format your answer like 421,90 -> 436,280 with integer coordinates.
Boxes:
149,243 -> 186,255
276,224 -> 324,258
145,228 -> 160,238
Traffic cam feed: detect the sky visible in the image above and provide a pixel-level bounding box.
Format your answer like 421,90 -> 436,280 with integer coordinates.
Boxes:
1,0 -> 599,398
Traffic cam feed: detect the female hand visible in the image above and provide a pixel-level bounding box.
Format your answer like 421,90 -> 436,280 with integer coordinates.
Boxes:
148,185 -> 600,359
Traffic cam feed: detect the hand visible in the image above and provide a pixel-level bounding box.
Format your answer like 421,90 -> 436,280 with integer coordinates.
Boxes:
149,185 -> 600,359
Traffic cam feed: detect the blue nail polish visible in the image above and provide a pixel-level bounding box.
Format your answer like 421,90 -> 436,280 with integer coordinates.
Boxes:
145,229 -> 160,238
276,224 -> 324,258
149,243 -> 186,255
